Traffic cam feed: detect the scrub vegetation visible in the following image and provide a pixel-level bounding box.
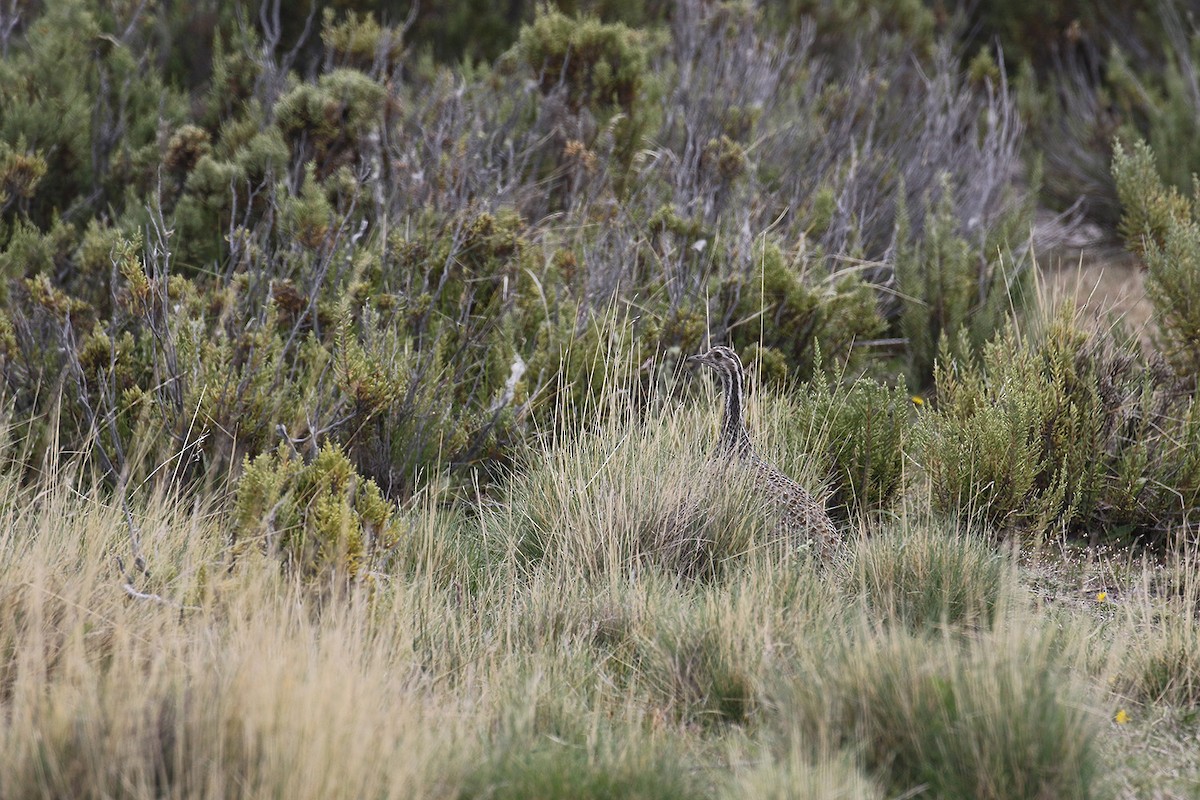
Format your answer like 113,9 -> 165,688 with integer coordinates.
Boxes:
1,1 -> 1198,796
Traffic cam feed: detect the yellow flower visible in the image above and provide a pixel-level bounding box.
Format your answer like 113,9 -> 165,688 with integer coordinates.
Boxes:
911,396 -> 925,407
1115,709 -> 1130,725
1096,591 -> 1108,603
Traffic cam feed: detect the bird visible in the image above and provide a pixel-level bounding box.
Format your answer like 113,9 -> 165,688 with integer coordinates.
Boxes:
686,345 -> 840,558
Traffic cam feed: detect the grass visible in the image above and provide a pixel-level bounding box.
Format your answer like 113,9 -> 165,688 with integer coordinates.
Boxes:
1,371 -> 1199,799
847,514 -> 1016,631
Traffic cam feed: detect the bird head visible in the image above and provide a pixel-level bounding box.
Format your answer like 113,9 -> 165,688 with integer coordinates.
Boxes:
686,345 -> 742,375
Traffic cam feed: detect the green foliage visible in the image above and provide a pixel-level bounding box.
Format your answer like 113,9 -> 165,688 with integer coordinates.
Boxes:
283,163 -> 336,249
0,0 -> 187,227
766,0 -> 937,59
0,137 -> 46,217
232,441 -> 402,580
276,67 -> 387,172
509,6 -> 654,192
320,9 -> 406,73
172,116 -> 290,265
920,306 -> 1200,539
0,217 -> 76,304
732,244 -> 885,382
1113,138 -> 1200,379
458,742 -> 701,800
894,174 -> 1032,388
513,8 -> 648,116
1108,24 -> 1200,198
779,377 -> 912,517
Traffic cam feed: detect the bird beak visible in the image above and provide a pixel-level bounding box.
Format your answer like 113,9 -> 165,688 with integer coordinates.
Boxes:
686,353 -> 704,367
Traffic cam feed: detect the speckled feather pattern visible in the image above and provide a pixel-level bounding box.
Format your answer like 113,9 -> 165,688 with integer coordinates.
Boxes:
688,345 -> 841,558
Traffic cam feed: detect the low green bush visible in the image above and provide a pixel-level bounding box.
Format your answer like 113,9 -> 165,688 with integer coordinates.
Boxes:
232,441 -> 402,581
730,243 -> 886,382
920,305 -> 1200,541
1113,138 -> 1200,381
894,174 -> 1034,388
774,376 -> 911,518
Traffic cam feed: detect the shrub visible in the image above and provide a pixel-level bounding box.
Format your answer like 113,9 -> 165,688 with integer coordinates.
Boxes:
1113,138 -> 1200,380
776,376 -> 912,517
0,0 -> 1062,514
894,173 -> 1034,388
729,243 -> 886,382
920,304 -> 1200,540
232,441 -> 402,581
513,8 -> 649,117
0,137 -> 46,218
0,0 -> 187,228
1108,15 -> 1200,200
509,6 -> 657,195
275,67 -> 388,175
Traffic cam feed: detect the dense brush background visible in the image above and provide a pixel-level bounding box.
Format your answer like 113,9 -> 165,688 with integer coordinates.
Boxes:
1,0 -> 1200,797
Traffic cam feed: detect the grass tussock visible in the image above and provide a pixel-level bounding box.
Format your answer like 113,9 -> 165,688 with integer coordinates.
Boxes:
775,623 -> 1102,800
0,479 -> 466,799
848,514 -> 1017,631
495,395 -> 831,581
1116,546 -> 1200,707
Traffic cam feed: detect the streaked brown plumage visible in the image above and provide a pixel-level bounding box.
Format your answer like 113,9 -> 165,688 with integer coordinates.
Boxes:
687,345 -> 840,557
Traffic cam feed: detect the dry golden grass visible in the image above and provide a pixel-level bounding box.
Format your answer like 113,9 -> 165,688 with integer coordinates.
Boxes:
1,384 -> 1198,798
1046,251 -> 1156,345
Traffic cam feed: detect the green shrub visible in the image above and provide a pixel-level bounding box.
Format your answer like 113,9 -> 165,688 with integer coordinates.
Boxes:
1108,22 -> 1200,200
777,376 -> 911,517
920,304 -> 1200,540
509,7 -> 654,193
730,243 -> 885,382
320,10 -> 406,74
513,8 -> 648,116
894,174 -> 1033,388
0,0 -> 186,228
232,441 -> 402,581
0,137 -> 47,218
275,67 -> 387,174
1113,138 -> 1200,380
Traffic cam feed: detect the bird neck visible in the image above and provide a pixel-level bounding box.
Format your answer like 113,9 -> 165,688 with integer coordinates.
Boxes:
719,366 -> 754,456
